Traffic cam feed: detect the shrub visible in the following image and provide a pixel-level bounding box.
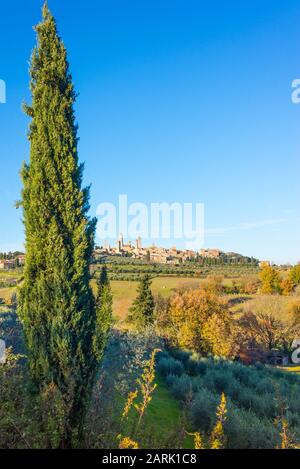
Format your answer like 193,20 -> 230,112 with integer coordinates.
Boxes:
157,357 -> 184,377
170,348 -> 190,364
168,374 -> 193,402
195,359 -> 208,376
165,374 -> 177,388
254,362 -> 264,371
280,278 -> 294,296
168,289 -> 235,357
252,394 -> 276,419
239,276 -> 260,295
191,376 -> 205,393
189,388 -> 219,432
202,275 -> 224,295
289,265 -> 300,285
231,363 -> 256,387
287,299 -> 300,325
159,354 -> 300,448
259,265 -> 282,294
254,377 -> 275,395
156,350 -> 170,363
225,405 -> 279,449
236,386 -> 275,418
204,368 -> 232,394
185,358 -> 200,376
286,409 -> 300,433
226,379 -> 243,401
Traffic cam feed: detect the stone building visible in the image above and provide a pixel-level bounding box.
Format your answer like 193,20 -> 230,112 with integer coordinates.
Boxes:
0,259 -> 16,270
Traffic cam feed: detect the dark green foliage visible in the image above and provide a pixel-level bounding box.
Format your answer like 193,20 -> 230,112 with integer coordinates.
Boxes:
185,358 -> 201,376
98,265 -> 109,289
155,350 -> 170,362
224,405 -> 279,449
204,368 -> 232,394
128,274 -> 155,329
157,350 -> 300,448
157,357 -> 184,377
18,3 -> 106,445
189,388 -> 219,432
0,354 -> 29,448
0,352 -> 65,449
94,266 -> 112,358
93,256 -> 260,281
167,374 -> 193,402
169,348 -> 190,364
0,311 -> 24,355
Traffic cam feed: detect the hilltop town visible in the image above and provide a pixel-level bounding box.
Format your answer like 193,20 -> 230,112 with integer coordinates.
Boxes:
0,238 -> 261,271
0,254 -> 25,270
0,237 -> 259,271
94,234 -> 258,265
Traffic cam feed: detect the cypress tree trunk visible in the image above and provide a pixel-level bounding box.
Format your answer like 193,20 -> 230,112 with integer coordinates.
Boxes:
18,3 -> 103,447
95,266 -> 112,344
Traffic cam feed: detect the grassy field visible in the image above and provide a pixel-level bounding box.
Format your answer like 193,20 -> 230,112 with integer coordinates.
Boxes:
229,293 -> 294,320
0,270 -> 22,280
0,287 -> 16,304
122,376 -> 193,448
109,277 -> 203,321
1,275 -> 202,319
110,278 -> 299,323
2,272 -> 297,324
0,266 -> 300,448
91,275 -> 299,322
0,269 -> 22,306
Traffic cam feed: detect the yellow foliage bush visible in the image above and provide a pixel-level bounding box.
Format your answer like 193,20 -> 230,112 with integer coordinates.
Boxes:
168,289 -> 235,358
287,299 -> 300,324
259,265 -> 281,294
280,278 -> 294,296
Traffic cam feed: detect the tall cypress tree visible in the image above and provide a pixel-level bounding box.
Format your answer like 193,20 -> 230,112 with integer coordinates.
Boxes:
95,266 -> 112,343
18,3 -> 105,446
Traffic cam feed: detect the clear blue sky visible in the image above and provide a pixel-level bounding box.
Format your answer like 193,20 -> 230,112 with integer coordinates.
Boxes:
0,0 -> 299,263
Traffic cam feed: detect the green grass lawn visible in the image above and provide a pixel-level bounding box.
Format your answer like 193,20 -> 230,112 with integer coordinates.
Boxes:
122,376 -> 193,449
0,269 -> 22,279
91,277 -> 203,321
93,274 -> 298,323
0,269 -> 22,305
2,275 -> 202,319
151,277 -> 202,297
0,286 -> 17,304
113,277 -> 202,321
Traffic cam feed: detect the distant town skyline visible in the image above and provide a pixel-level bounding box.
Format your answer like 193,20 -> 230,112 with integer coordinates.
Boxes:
0,235 -> 293,266
95,234 -> 259,265
0,0 -> 299,264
